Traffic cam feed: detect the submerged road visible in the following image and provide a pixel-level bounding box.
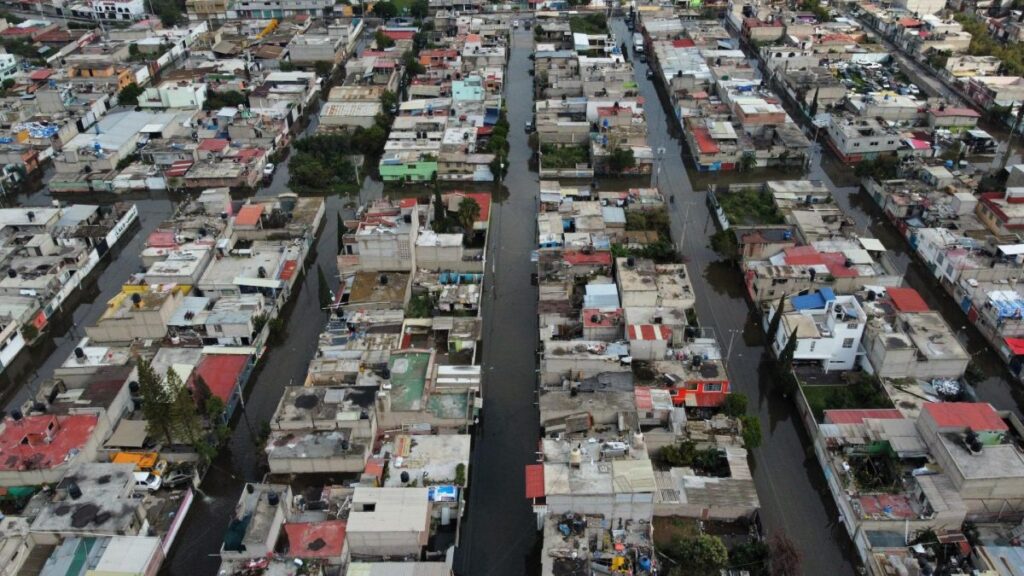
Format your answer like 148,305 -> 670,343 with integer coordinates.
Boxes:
454,27 -> 541,576
609,17 -> 860,575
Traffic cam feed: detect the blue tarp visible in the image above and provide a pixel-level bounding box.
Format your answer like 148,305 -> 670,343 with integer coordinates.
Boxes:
993,297 -> 1024,319
790,288 -> 836,311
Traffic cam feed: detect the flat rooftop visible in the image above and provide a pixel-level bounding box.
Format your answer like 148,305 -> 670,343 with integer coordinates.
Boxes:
383,434 -> 470,487
387,351 -> 432,411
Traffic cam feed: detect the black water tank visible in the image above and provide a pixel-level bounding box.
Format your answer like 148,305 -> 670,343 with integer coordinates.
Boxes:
400,471 -> 410,483
246,484 -> 255,494
68,482 -> 82,500
131,293 -> 142,306
267,492 -> 280,506
379,274 -> 389,285
74,347 -> 85,359
6,269 -> 15,278
129,381 -> 139,394
10,409 -> 21,421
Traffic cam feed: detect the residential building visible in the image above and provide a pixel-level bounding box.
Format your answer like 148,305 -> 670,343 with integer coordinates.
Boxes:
766,288 -> 867,372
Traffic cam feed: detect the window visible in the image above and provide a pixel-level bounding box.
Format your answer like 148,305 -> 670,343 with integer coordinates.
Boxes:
704,383 -> 723,392
684,382 -> 699,391
847,322 -> 858,330
843,338 -> 855,348
853,142 -> 860,147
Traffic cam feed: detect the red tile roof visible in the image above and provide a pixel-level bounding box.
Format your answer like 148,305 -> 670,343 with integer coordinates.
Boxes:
525,464 -> 545,499
364,457 -> 386,481
283,521 -> 347,559
691,125 -> 720,155
783,245 -> 825,266
0,415 -> 98,471
824,409 -> 904,425
198,138 -> 230,152
562,251 -> 612,266
399,198 -> 418,209
887,287 -> 929,313
822,252 -> 859,278
147,230 -> 178,248
628,324 -> 672,341
445,192 -> 491,223
279,260 -> 298,281
583,308 -> 623,327
165,160 -> 193,178
235,204 -> 264,227
28,69 -> 52,81
899,17 -> 922,27
672,38 -> 696,48
923,402 -> 1007,432
383,29 -> 415,41
929,107 -> 980,118
193,354 -> 248,402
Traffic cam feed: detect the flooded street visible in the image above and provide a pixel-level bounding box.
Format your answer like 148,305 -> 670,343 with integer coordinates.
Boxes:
454,27 -> 541,576
609,17 -> 862,574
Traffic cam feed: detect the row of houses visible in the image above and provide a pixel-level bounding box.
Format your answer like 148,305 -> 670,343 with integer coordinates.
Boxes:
0,189 -> 324,576
366,15 -> 510,183
532,13 -> 653,178
217,192 -> 492,575
637,8 -> 810,172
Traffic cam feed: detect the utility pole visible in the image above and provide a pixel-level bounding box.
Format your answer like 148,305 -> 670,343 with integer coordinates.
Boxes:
995,103 -> 1024,174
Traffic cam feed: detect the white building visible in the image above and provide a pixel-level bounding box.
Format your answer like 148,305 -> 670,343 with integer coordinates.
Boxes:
71,0 -> 147,21
0,54 -> 17,81
138,81 -> 208,110
767,288 -> 867,372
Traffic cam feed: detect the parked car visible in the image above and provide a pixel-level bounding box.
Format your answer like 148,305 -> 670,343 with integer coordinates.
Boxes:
162,468 -> 196,489
525,120 -> 534,133
263,163 -> 275,177
513,19 -> 519,28
646,69 -> 655,80
134,472 -> 162,492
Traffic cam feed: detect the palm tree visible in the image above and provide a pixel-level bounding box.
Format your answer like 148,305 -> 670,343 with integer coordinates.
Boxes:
456,197 -> 480,233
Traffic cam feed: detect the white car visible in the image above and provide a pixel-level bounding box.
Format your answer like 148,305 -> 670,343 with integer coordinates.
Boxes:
513,19 -> 519,28
263,163 -> 275,177
133,472 -> 162,492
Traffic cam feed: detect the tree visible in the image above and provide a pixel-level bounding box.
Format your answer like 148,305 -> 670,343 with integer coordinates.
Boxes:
768,533 -> 802,576
722,393 -> 748,418
433,186 -> 448,232
410,0 -> 429,19
167,368 -> 203,448
149,0 -> 183,27
374,29 -> 395,49
118,83 -> 144,106
740,415 -> 762,449
456,197 -> 480,232
669,534 -> 729,576
137,360 -> 174,445
608,148 -> 636,173
373,1 -> 398,19
808,87 -> 819,117
777,327 -> 798,369
739,151 -> 757,172
401,50 -> 425,76
317,264 -> 333,311
192,374 -> 213,412
314,61 -> 334,78
766,294 -> 786,344
381,90 -> 398,116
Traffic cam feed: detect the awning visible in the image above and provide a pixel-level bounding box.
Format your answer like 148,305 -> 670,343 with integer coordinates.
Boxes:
525,464 -> 545,499
234,277 -> 283,289
998,244 -> 1024,256
1006,338 -> 1024,356
858,237 -> 886,252
105,419 -> 148,448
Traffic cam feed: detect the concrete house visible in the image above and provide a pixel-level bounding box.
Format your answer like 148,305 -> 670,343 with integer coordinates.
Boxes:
766,288 -> 867,372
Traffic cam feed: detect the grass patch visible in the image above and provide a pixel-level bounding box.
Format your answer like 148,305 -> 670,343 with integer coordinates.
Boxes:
540,143 -> 589,169
717,187 -> 783,226
653,516 -> 701,548
802,374 -> 894,422
569,13 -> 608,34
